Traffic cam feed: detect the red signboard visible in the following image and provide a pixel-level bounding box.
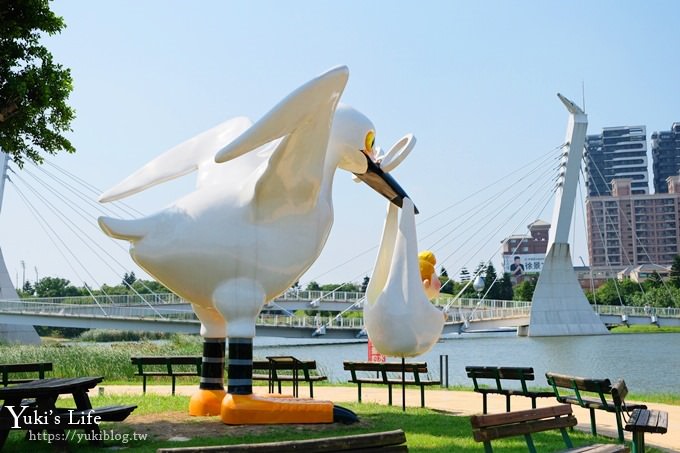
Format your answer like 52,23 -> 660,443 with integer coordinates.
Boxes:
367,339 -> 386,363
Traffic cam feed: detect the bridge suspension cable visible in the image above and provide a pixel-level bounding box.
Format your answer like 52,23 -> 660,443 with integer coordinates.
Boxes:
7,160 -> 166,317
306,142 -> 566,293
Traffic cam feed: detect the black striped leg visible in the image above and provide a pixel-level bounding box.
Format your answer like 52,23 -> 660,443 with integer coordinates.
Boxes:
227,338 -> 253,395
200,338 -> 225,391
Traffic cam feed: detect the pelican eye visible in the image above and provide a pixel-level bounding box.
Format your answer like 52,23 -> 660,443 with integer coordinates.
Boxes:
364,131 -> 375,155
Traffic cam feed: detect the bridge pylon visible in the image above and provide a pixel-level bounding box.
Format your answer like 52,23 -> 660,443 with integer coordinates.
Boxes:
527,95 -> 608,337
0,152 -> 40,344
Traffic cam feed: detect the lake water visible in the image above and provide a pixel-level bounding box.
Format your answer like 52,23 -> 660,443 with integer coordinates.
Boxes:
253,333 -> 680,394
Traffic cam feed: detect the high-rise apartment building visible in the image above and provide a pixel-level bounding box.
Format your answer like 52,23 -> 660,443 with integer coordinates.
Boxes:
587,178 -> 680,269
585,126 -> 648,197
652,122 -> 680,193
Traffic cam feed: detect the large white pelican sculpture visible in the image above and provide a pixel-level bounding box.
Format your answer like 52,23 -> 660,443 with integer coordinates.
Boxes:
98,66 -> 414,424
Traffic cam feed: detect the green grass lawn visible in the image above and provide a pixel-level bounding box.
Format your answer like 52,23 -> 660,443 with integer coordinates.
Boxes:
3,395 -> 658,452
610,324 -> 680,334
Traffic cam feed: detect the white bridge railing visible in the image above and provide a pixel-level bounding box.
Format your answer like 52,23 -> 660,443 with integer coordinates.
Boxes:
1,295 -> 679,328
8,292 -> 533,309
594,304 -> 680,318
11,290 -> 366,307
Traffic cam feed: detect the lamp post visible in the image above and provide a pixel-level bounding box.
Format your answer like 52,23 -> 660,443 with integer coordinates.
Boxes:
463,274 -> 485,331
473,275 -> 485,298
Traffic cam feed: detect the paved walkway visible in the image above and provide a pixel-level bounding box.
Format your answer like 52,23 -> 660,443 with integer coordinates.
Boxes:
103,384 -> 679,452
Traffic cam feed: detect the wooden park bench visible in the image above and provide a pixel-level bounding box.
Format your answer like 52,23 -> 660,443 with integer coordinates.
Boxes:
625,408 -> 668,453
0,362 -> 52,387
465,366 -> 554,414
470,404 -> 629,453
252,356 -> 327,398
130,356 -> 202,395
156,429 -> 407,452
343,361 -> 439,408
546,372 -> 647,443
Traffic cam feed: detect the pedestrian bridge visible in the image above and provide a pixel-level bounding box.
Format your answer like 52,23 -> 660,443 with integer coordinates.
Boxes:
1,291 -> 678,339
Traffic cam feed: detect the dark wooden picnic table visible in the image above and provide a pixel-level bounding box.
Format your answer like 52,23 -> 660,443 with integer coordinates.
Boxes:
252,356 -> 326,398
0,376 -> 136,450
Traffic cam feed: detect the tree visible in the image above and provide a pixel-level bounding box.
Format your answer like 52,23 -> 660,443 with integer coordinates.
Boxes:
306,281 -> 321,291
498,272 -> 514,300
591,278 -> 641,306
22,280 -> 34,295
451,280 -> 476,297
513,279 -> 536,301
320,283 -> 359,292
645,271 -> 663,289
440,266 -> 448,278
0,0 -> 75,166
360,276 -> 370,293
34,276 -> 81,298
439,276 -> 454,295
131,279 -> 168,294
630,286 -> 680,308
483,263 -> 500,299
459,267 -> 470,282
473,262 -> 487,278
670,255 -> 680,288
122,271 -> 137,287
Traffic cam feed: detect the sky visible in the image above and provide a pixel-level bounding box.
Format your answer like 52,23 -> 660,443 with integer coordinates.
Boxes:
2,0 -> 680,291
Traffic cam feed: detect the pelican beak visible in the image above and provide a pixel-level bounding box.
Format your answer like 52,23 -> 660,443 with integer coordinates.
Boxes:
353,152 -> 418,213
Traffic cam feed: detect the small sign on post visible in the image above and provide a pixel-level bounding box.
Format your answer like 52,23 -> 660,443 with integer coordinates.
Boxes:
367,339 -> 386,363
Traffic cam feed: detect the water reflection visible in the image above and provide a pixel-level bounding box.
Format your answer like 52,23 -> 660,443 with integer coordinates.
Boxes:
253,333 -> 680,393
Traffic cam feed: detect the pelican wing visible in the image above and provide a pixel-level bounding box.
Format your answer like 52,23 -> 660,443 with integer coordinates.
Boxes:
99,117 -> 253,202
215,66 -> 349,219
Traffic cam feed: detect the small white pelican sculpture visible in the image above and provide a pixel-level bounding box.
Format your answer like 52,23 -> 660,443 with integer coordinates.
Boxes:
364,198 -> 445,357
98,66 -> 414,424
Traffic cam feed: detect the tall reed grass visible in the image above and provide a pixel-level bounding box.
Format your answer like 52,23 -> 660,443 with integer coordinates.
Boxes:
0,335 -> 202,380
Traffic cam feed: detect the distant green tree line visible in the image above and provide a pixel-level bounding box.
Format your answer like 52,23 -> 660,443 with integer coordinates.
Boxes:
17,271 -> 169,298
25,256 -> 680,309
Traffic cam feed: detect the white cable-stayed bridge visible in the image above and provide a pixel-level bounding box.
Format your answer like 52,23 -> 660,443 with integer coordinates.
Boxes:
2,95 -> 680,343
1,291 -> 679,339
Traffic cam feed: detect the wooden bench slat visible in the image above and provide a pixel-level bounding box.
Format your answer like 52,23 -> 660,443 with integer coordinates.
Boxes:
254,376 -> 326,382
557,396 -> 613,411
471,404 -> 573,428
58,405 -> 137,422
470,405 -> 630,453
131,356 -> 202,395
344,362 -> 427,373
466,365 -> 553,414
561,444 -> 629,453
473,414 -> 577,442
658,410 -> 669,432
546,372 -> 611,393
1,362 -> 53,387
155,429 -> 406,453
625,409 -> 668,434
466,366 -> 535,380
131,356 -> 202,365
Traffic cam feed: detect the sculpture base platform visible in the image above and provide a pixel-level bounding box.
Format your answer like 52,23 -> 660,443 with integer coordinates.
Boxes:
221,393 -> 335,424
528,243 -> 608,337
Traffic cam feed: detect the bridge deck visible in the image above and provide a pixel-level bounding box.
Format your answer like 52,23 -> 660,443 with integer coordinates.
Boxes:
1,293 -> 678,338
